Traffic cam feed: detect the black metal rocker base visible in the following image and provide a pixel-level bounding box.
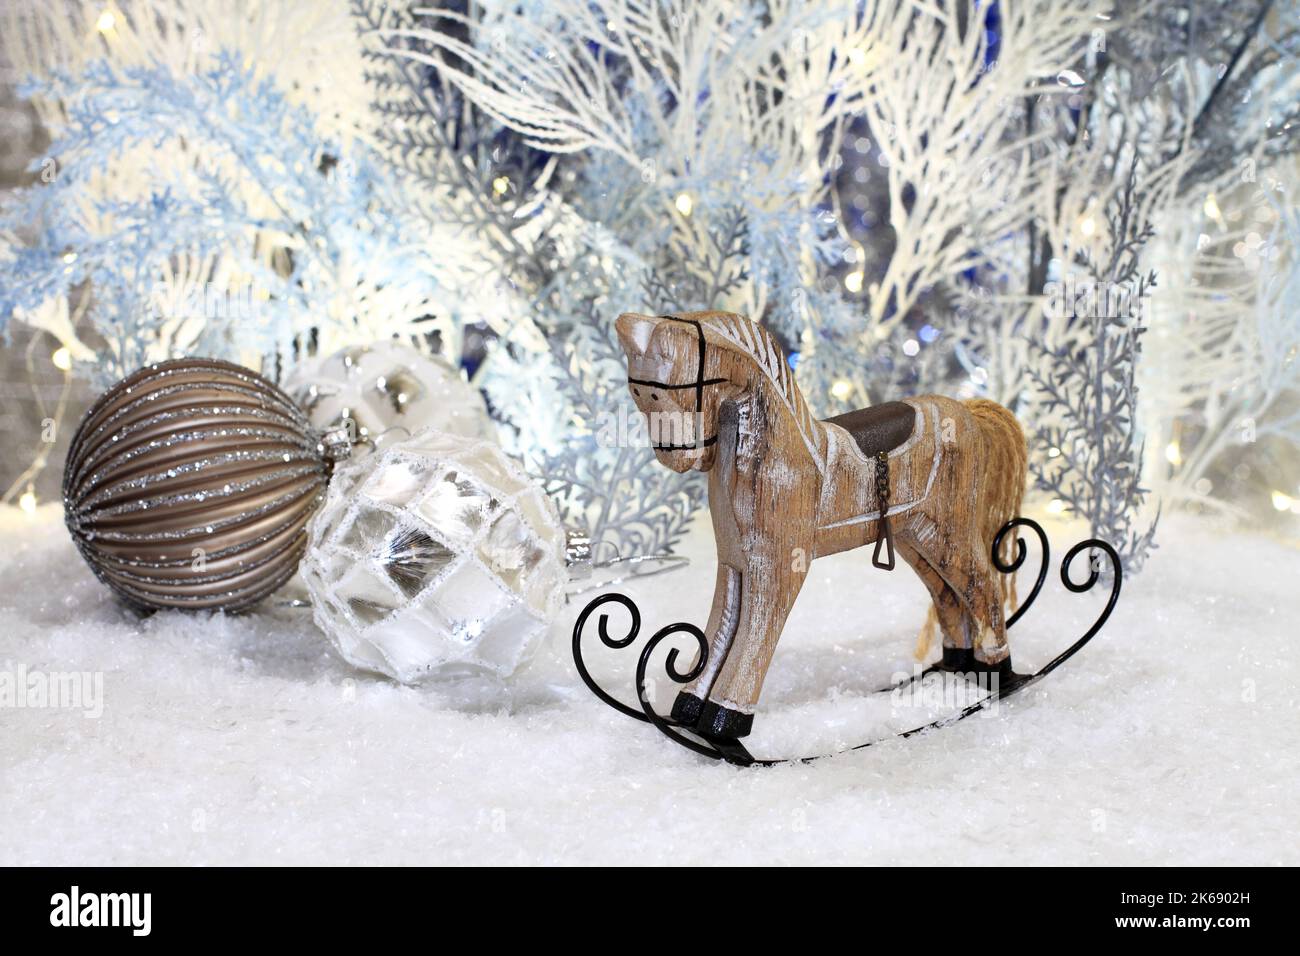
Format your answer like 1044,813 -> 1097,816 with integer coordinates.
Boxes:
571,518 -> 1122,767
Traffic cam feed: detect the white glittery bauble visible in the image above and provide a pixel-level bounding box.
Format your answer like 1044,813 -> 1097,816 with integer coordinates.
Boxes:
300,430 -> 566,683
283,342 -> 494,450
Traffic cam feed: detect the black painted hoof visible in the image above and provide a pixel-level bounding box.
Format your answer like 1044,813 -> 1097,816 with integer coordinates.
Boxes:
935,647 -> 1033,695
697,699 -> 754,739
994,666 -> 1034,695
940,646 -> 1014,675
670,692 -> 704,728
938,646 -> 977,672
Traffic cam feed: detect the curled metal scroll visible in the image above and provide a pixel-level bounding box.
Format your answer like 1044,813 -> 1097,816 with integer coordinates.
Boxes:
991,516 -> 1051,628
571,593 -> 646,723
571,517 -> 1122,767
633,623 -> 720,761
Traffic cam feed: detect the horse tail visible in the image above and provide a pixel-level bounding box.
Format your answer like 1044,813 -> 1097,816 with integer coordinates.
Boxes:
964,398 -> 1028,617
912,397 -> 1027,661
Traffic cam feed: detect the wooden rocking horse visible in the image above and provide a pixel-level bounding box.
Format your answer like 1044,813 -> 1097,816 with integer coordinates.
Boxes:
614,310 -> 1028,743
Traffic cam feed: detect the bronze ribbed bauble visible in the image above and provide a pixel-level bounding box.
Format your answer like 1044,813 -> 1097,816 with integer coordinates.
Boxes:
63,357 -> 346,612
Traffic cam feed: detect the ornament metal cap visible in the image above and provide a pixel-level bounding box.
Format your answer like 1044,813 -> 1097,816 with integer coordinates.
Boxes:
565,529 -> 593,579
317,424 -> 354,464
562,531 -> 689,600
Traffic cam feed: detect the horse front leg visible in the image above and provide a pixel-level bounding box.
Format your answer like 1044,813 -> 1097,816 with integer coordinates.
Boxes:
693,539 -> 810,740
670,562 -> 742,727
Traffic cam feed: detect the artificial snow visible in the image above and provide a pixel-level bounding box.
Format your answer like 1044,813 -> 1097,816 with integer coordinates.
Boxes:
1,504 -> 1296,865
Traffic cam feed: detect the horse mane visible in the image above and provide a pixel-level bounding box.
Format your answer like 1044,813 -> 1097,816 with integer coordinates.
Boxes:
698,312 -> 824,466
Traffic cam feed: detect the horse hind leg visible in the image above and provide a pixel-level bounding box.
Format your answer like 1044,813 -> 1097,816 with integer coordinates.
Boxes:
961,543 -> 1012,668
953,543 -> 1042,693
895,539 -> 966,660
907,526 -> 1013,676
956,555 -> 1035,692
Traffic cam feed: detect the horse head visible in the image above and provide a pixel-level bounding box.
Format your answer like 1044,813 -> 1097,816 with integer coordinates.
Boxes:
615,312 -> 744,473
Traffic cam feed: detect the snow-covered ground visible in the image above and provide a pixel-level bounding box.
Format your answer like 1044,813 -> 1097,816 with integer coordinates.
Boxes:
1,504 -> 1296,865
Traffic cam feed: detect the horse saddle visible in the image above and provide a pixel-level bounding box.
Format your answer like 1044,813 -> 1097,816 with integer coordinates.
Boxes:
824,401 -> 916,459
823,401 -> 916,573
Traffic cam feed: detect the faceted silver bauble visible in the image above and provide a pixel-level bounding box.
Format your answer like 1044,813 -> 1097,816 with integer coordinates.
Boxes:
283,342 -> 493,451
300,430 -> 566,683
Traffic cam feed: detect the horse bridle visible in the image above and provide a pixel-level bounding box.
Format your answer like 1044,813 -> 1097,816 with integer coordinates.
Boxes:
627,315 -> 728,451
